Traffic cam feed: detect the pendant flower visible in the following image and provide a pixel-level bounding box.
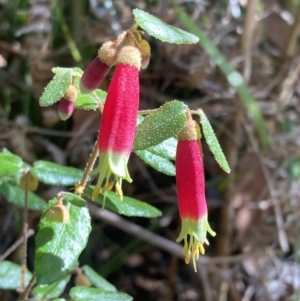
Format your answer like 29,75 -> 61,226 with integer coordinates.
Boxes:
176,112 -> 216,271
92,45 -> 141,202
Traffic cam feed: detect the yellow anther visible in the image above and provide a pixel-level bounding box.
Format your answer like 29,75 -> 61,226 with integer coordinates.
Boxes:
115,182 -> 123,200
102,181 -> 114,193
92,184 -> 101,201
193,247 -> 200,260
198,243 -> 205,255
184,250 -> 191,264
107,181 -> 114,191
183,241 -> 189,254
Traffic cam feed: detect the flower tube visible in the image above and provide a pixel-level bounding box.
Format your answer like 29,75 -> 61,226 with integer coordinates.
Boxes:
176,112 -> 216,271
92,45 -> 141,202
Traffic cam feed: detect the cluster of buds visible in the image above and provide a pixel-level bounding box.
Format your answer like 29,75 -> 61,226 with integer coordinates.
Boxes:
175,111 -> 216,271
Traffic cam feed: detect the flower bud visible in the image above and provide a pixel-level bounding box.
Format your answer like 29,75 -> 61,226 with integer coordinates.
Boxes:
45,202 -> 69,223
80,41 -> 119,94
75,273 -> 92,287
19,172 -> 39,191
58,84 -> 78,121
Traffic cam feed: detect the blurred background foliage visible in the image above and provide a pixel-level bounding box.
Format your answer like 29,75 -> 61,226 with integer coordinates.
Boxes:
1,0 -> 300,300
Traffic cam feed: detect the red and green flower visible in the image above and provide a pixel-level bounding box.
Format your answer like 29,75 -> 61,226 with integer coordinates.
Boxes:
92,45 -> 141,201
176,112 -> 216,271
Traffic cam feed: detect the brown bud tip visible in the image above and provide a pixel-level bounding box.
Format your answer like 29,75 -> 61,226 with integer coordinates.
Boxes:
177,111 -> 200,141
45,203 -> 69,223
138,39 -> 151,69
80,57 -> 110,94
58,98 -> 75,121
98,41 -> 118,67
116,46 -> 141,70
64,84 -> 78,101
75,274 -> 92,287
19,172 -> 39,191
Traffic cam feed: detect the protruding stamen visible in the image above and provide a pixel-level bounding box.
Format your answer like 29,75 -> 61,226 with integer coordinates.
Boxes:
115,182 -> 123,200
184,250 -> 191,264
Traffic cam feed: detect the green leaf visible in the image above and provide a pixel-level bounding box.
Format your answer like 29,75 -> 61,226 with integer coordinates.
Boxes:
0,261 -> 32,289
198,109 -> 230,173
53,299 -> 66,301
82,265 -> 116,291
39,68 -> 72,107
75,89 -> 107,110
144,137 -> 177,160
0,152 -> 24,176
86,187 -> 162,218
176,8 -> 268,149
133,9 -> 199,44
0,182 -> 46,210
31,160 -> 83,186
135,149 -> 175,176
70,287 -> 133,301
32,275 -> 71,300
35,193 -> 91,285
52,67 -> 83,75
133,100 -> 187,151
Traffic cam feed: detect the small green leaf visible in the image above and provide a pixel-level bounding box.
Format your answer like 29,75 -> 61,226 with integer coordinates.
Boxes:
198,109 -> 231,173
82,265 -> 116,291
0,152 -> 24,176
133,100 -> 187,151
53,299 -> 66,301
52,67 -> 83,76
0,261 -> 32,289
32,275 -> 71,300
70,287 -> 133,301
135,149 -> 175,176
75,89 -> 107,110
39,68 -> 72,107
144,137 -> 177,160
0,182 -> 46,210
31,160 -> 83,186
86,187 -> 162,218
35,193 -> 91,285
133,9 -> 199,44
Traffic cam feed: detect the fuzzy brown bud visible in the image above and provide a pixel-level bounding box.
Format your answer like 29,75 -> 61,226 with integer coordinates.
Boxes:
45,203 -> 69,223
75,273 -> 92,287
19,172 -> 39,191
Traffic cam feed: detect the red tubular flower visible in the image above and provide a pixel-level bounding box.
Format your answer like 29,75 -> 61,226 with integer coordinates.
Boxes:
80,41 -> 118,94
176,113 -> 216,271
92,45 -> 141,201
58,84 -> 78,121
